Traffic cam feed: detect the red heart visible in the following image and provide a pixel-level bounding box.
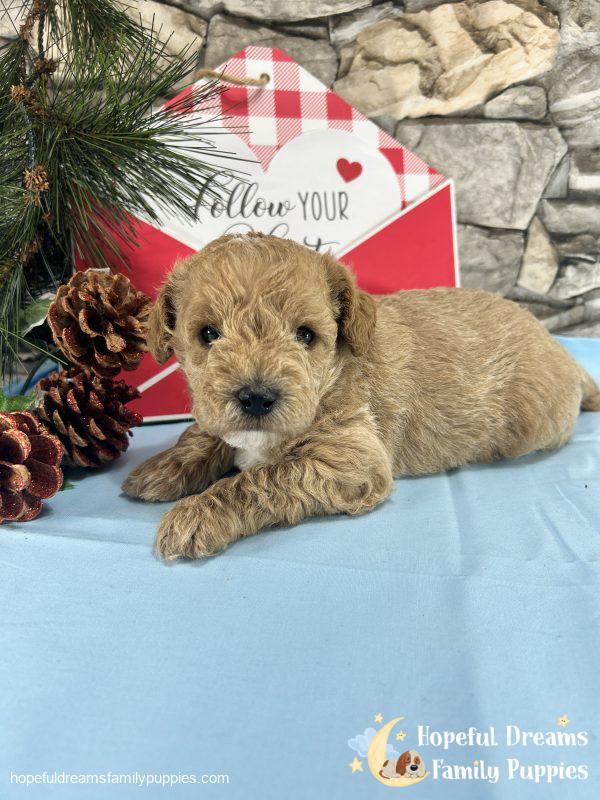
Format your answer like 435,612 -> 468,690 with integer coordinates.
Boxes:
336,158 -> 363,183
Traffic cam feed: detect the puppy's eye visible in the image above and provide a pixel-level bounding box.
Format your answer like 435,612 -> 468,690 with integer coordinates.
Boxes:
200,325 -> 221,344
296,326 -> 315,346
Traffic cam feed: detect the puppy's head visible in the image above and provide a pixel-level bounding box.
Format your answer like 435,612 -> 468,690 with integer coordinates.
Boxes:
148,233 -> 376,441
397,750 -> 426,778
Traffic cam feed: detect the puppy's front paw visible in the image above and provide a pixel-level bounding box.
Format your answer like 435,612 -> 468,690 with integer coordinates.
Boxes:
122,451 -> 188,502
155,495 -> 236,560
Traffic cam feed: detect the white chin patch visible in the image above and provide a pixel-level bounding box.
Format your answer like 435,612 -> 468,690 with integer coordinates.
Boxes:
222,430 -> 282,471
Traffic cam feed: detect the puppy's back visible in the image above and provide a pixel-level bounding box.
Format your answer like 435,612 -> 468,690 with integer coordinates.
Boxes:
370,288 -> 594,474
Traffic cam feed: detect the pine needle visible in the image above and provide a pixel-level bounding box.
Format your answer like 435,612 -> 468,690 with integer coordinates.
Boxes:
0,0 -> 241,382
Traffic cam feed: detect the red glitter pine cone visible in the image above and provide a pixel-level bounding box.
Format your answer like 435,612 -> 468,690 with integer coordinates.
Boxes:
0,411 -> 63,523
36,368 -> 142,468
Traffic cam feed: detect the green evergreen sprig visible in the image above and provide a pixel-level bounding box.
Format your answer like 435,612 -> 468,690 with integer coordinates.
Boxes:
0,0 -> 237,383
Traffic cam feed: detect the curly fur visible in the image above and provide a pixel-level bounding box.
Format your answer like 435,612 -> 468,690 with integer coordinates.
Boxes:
122,233 -> 600,559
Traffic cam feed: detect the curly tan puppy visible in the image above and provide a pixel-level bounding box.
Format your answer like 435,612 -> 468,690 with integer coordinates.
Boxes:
122,233 -> 600,559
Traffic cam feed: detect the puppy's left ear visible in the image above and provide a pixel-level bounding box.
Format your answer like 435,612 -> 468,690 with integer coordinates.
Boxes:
397,751 -> 411,776
323,254 -> 376,357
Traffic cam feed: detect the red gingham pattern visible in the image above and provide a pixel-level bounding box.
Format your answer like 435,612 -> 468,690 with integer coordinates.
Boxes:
195,46 -> 445,210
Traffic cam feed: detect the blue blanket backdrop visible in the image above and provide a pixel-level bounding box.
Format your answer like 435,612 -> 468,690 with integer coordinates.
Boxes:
1,337 -> 599,799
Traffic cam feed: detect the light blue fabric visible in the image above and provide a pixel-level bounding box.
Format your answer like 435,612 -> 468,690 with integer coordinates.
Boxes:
1,337 -> 599,799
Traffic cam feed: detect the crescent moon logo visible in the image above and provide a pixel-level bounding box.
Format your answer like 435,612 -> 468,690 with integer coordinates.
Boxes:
367,717 -> 430,788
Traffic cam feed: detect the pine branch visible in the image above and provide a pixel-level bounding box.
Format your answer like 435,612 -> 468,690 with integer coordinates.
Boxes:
48,0 -> 146,55
0,0 -> 240,383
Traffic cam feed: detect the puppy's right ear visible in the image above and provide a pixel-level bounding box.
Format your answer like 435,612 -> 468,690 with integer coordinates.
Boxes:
147,274 -> 177,364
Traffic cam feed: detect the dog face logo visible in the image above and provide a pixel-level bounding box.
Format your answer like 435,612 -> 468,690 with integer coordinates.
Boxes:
380,750 -> 427,781
349,717 -> 430,788
148,233 -> 376,444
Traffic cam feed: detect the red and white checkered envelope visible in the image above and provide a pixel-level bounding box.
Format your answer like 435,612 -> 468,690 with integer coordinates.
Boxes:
121,46 -> 458,420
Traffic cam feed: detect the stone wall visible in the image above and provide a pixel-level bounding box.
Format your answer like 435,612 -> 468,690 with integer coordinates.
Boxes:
3,1 -> 598,335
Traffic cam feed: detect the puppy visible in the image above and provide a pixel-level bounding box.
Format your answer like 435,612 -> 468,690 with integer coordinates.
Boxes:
380,750 -> 426,780
122,233 -> 600,559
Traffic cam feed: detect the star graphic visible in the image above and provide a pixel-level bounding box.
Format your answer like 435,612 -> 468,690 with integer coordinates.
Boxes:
374,713 -> 383,724
348,757 -> 364,773
396,731 -> 407,741
558,715 -> 570,728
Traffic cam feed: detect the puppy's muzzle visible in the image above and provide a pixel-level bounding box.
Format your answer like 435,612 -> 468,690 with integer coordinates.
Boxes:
236,384 -> 279,417
410,765 -> 418,772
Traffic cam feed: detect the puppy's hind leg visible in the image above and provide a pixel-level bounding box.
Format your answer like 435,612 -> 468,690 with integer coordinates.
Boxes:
581,367 -> 600,411
122,424 -> 234,502
539,367 -> 600,452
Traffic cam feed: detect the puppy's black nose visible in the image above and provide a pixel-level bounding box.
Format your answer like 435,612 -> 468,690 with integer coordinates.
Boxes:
410,765 -> 418,772
236,385 -> 279,417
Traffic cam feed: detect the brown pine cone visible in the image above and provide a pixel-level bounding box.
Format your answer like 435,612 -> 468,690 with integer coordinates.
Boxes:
48,270 -> 152,377
36,368 -> 143,468
0,411 -> 63,523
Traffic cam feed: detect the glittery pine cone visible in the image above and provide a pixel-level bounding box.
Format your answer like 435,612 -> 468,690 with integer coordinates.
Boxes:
0,411 -> 63,523
36,368 -> 142,468
48,270 -> 151,378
